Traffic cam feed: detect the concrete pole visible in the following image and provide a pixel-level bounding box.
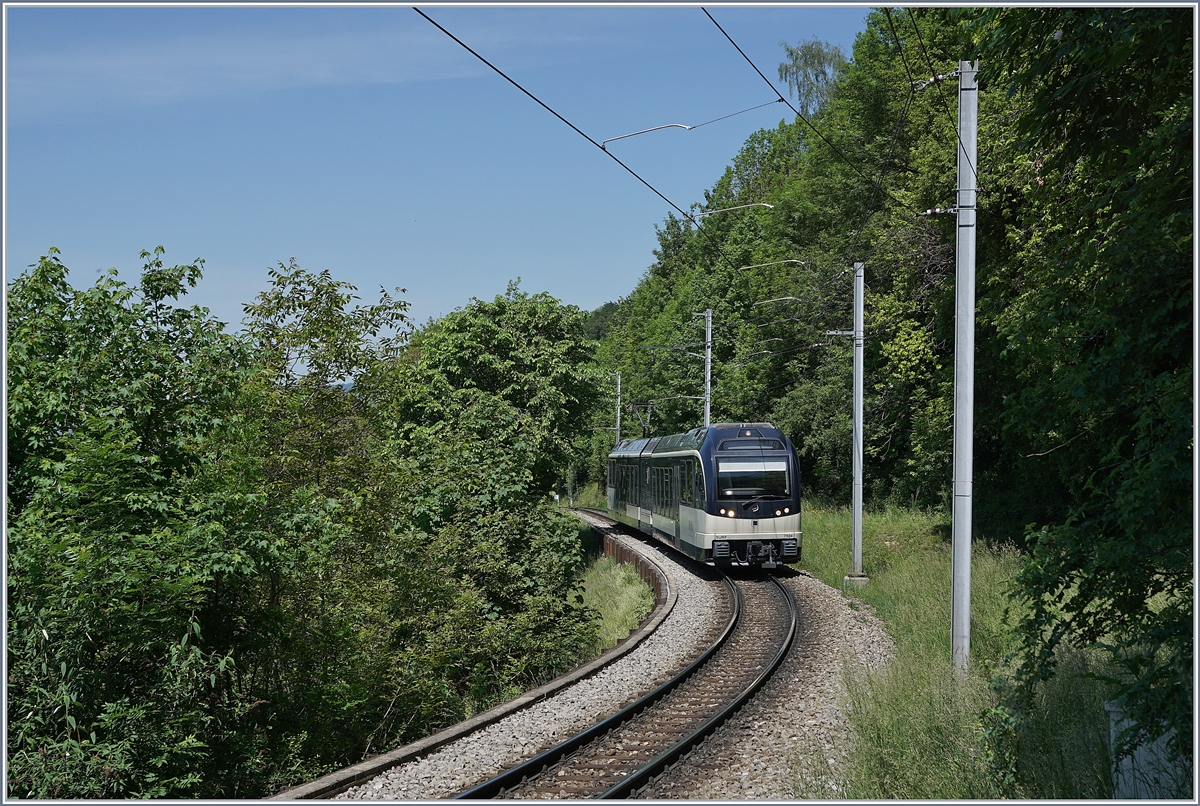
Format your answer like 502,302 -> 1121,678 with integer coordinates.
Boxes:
703,309 -> 712,426
951,60 -> 978,677
614,372 -> 621,446
845,263 -> 868,589
852,262 -> 865,576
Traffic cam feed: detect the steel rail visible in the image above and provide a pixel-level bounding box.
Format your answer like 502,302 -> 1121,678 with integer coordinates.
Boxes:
273,513 -> 674,800
599,573 -> 797,799
455,511 -> 799,801
453,567 -> 740,799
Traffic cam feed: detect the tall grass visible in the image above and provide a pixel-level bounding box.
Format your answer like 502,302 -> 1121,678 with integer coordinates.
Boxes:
578,554 -> 656,654
570,482 -> 608,509
798,501 -> 1114,799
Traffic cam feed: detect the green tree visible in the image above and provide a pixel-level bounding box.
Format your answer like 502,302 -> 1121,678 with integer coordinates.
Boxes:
778,37 -> 848,119
8,251 -> 602,798
7,248 -> 270,796
974,6 -> 1193,762
364,284 -> 601,714
396,282 -> 599,494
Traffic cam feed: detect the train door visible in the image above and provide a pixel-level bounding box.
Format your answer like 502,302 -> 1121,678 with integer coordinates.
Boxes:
638,439 -> 659,533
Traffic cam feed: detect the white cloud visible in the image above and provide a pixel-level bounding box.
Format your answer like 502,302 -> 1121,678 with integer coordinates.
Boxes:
9,29 -> 466,115
6,16 -> 623,119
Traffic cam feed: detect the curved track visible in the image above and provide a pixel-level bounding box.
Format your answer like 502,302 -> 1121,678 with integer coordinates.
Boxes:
454,516 -> 797,800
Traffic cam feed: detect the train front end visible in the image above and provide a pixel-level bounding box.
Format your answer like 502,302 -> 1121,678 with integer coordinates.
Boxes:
697,424 -> 801,568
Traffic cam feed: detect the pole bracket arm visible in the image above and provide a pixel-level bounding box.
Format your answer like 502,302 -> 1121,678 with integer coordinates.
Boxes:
912,70 -> 960,91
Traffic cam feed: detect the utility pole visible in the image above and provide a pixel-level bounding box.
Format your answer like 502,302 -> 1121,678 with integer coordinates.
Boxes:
951,60 -> 979,677
849,262 -> 866,587
692,309 -> 713,426
613,372 -> 621,446
831,264 -> 867,589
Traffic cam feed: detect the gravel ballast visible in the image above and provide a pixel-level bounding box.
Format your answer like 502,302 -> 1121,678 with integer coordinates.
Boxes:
336,526 -> 895,801
641,569 -> 894,799
336,530 -> 726,800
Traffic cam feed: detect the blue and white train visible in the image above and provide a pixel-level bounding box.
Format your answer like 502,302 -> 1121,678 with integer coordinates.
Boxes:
607,422 -> 801,568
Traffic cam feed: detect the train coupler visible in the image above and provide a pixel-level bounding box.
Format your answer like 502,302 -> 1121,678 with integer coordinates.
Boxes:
747,540 -> 778,568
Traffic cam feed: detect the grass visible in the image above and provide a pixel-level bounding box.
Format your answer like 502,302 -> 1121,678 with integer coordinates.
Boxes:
567,482 -> 607,509
797,501 -> 1115,799
573,522 -> 657,652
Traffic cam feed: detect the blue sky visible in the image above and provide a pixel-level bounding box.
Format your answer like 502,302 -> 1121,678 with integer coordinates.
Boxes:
5,4 -> 870,331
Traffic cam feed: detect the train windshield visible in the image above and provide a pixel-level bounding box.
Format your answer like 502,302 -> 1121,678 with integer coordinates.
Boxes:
717,460 -> 790,500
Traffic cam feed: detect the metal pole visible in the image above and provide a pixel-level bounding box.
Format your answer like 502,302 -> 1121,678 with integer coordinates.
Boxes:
951,60 -> 978,677
852,263 -> 865,577
845,263 -> 867,589
703,309 -> 712,426
614,372 -> 621,446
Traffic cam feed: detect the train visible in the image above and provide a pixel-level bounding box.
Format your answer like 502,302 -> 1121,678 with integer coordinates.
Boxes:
607,422 -> 801,568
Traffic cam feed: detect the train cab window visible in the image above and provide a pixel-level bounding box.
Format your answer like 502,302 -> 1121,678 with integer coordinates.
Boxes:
717,460 -> 790,500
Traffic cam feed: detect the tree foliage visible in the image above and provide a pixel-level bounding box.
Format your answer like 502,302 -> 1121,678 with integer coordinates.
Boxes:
778,37 -> 848,120
586,5 -> 1192,775
973,6 -> 1193,762
8,253 -> 598,797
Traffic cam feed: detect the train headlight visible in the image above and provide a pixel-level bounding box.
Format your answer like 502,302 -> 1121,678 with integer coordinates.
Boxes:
775,509 -> 781,516
784,507 -> 790,514
719,508 -> 726,515
727,510 -> 736,518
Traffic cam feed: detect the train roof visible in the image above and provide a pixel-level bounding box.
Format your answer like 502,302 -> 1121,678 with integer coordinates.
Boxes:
609,422 -> 787,458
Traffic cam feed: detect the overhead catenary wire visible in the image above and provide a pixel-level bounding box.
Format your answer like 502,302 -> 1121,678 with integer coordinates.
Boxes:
602,99 -> 786,148
726,340 -> 834,369
412,7 -> 694,223
884,8 -> 920,96
414,7 -> 771,281
905,8 -> 979,184
839,8 -> 920,261
702,7 -> 907,210
415,5 -> 869,410
690,98 -> 786,130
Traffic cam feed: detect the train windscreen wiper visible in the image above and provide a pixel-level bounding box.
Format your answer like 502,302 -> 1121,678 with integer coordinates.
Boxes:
741,494 -> 789,510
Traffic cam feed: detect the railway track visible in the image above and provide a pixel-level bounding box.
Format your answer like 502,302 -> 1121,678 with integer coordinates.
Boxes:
454,513 -> 797,800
